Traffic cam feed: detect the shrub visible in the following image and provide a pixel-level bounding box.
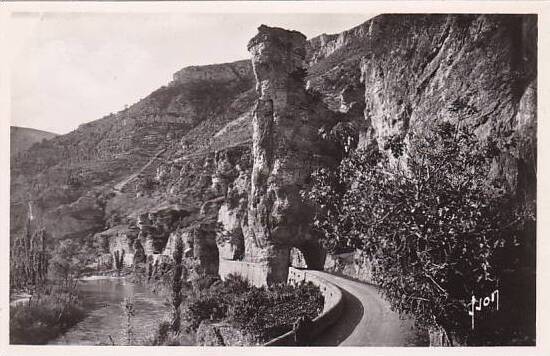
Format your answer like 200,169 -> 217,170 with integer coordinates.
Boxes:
10,289 -> 85,344
181,275 -> 324,342
306,122 -> 535,344
227,281 -> 323,341
10,223 -> 49,290
183,294 -> 228,331
121,297 -> 135,345
171,235 -> 184,332
114,250 -> 125,275
141,320 -> 196,346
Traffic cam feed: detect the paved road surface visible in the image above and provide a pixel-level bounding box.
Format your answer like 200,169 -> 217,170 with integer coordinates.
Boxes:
308,271 -> 426,346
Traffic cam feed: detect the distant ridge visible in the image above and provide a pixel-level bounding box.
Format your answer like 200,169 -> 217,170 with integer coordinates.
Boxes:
10,126 -> 58,157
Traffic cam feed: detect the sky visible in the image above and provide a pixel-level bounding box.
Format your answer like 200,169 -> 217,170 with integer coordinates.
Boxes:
9,12 -> 374,134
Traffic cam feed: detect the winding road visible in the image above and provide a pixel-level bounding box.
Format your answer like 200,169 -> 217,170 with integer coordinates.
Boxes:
307,271 -> 427,346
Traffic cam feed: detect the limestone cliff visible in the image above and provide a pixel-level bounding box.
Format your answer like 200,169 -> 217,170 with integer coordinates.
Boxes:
172,60 -> 253,86
215,146 -> 251,261
359,14 -> 536,195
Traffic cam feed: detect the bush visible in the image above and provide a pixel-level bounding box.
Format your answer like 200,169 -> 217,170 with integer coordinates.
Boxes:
140,320 -> 196,346
181,275 -> 324,342
10,289 -> 85,344
184,295 -> 228,330
306,122 -> 535,344
227,282 -> 324,341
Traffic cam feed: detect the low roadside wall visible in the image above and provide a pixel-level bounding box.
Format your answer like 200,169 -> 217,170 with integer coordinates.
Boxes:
218,261 -> 345,346
264,267 -> 344,346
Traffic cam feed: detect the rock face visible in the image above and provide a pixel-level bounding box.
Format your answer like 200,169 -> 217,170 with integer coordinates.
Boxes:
215,147 -> 251,261
359,14 -> 537,195
218,15 -> 536,286
161,225 -> 219,275
244,25 -> 336,284
43,193 -> 106,242
101,225 -> 139,266
172,60 -> 253,86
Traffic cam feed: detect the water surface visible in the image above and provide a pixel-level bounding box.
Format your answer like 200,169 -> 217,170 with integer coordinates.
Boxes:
51,278 -> 169,345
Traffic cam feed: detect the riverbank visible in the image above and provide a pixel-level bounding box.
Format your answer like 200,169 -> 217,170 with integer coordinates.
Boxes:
10,275 -> 129,345
10,287 -> 86,345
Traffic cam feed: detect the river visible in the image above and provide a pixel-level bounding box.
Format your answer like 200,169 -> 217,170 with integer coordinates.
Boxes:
50,277 -> 170,345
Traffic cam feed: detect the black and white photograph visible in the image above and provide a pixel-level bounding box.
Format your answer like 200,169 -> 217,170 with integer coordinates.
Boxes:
1,1 -> 547,354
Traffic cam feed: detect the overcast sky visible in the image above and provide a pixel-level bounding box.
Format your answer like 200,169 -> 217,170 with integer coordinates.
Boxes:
9,12 -> 373,134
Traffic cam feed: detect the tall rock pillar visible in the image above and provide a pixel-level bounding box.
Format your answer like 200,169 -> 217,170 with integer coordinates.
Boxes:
246,25 -> 331,284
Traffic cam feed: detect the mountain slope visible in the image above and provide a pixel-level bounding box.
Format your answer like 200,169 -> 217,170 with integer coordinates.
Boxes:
10,126 -> 57,157
10,60 -> 257,243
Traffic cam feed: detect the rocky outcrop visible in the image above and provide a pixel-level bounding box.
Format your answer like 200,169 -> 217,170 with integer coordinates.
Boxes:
43,193 -> 106,242
243,25 -> 338,284
172,60 -> 253,86
359,14 -> 537,194
306,20 -> 373,66
206,144 -> 252,259
162,224 -> 219,276
216,157 -> 250,261
91,205 -> 191,268
98,225 -> 139,266
135,206 -> 189,254
323,250 -> 375,283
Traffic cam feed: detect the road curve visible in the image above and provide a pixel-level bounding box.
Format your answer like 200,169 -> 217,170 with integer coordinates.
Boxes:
308,271 -> 426,346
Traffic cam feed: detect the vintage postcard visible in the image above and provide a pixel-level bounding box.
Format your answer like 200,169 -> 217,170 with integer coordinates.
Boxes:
1,1 -> 548,356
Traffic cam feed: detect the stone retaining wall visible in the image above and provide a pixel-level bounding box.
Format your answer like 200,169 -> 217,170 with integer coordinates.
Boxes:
218,259 -> 270,287
264,267 -> 344,346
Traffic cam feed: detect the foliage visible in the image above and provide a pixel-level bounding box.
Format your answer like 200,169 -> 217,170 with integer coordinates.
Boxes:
133,239 -> 146,266
171,235 -> 184,332
66,168 -> 83,187
10,220 -> 49,290
48,239 -> 89,286
137,176 -> 157,195
227,281 -> 324,341
114,249 -> 126,275
10,216 -> 88,345
384,134 -> 406,158
10,286 -> 85,344
290,67 -> 308,85
121,297 -> 135,345
181,275 -> 324,342
141,320 -> 196,346
305,122 -> 535,343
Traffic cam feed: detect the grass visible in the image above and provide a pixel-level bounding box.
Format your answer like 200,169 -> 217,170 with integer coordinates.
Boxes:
141,320 -> 196,346
10,287 -> 86,345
